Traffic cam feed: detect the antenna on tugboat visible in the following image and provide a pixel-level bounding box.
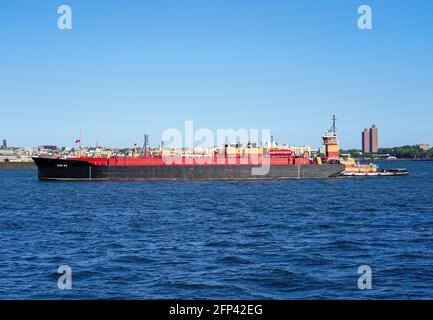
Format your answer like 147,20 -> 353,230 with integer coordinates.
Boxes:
331,114 -> 337,134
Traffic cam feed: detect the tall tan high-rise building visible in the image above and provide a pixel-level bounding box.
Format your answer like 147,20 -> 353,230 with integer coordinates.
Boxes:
362,128 -> 370,153
370,125 -> 378,153
361,125 -> 379,153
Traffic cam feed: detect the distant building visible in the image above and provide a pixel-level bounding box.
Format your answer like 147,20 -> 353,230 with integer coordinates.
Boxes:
417,144 -> 430,151
370,125 -> 378,153
38,145 -> 58,151
362,125 -> 379,153
362,129 -> 370,153
1,139 -> 6,149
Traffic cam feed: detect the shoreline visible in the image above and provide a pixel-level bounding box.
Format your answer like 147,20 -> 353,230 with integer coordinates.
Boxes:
0,162 -> 36,170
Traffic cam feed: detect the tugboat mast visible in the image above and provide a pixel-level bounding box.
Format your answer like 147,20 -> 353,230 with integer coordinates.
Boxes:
330,114 -> 337,134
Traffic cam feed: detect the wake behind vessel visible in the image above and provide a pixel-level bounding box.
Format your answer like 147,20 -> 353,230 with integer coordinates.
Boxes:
33,119 -> 345,181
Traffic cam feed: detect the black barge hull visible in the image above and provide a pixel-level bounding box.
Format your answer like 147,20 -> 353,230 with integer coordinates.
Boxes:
33,157 -> 345,181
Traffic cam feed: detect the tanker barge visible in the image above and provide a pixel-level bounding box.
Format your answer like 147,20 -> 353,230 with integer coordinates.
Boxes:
33,119 -> 345,181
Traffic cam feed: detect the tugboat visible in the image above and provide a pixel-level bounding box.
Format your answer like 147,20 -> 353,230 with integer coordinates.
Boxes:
340,158 -> 408,177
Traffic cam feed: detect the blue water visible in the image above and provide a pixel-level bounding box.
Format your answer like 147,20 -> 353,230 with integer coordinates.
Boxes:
1,161 -> 433,299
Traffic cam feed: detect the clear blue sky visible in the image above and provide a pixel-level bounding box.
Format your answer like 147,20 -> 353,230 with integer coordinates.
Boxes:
1,0 -> 432,149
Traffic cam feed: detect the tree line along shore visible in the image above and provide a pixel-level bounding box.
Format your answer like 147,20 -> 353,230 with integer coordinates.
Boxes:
342,145 -> 433,160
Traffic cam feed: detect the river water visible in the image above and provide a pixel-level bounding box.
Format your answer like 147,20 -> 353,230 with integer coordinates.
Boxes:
1,161 -> 432,299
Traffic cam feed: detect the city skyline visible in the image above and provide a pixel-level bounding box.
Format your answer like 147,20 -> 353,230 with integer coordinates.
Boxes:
1,1 -> 432,148
0,119 -> 430,150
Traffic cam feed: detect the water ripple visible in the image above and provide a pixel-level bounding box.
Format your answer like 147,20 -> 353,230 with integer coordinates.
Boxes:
1,161 -> 433,299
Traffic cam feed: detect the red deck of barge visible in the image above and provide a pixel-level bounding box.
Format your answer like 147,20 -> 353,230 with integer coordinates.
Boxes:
67,155 -> 312,166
